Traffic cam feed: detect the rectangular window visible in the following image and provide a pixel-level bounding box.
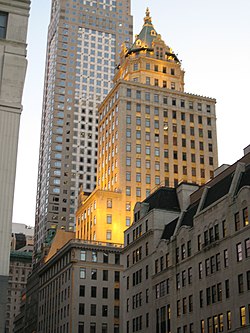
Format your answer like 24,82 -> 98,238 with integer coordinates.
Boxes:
80,268 -> 86,279
199,290 -> 203,308
245,238 -> 250,257
206,287 -> 211,305
79,303 -> 85,315
205,258 -> 210,276
213,316 -> 218,333
224,249 -> 229,267
225,279 -> 230,298
199,262 -> 203,279
238,274 -> 244,293
182,270 -> 186,287
240,306 -> 246,326
243,207 -> 249,226
126,101 -> 131,110
154,94 -> 159,103
183,297 -> 187,314
200,320 -> 205,333
136,172 -> 141,183
102,324 -> 108,333
189,295 -> 193,312
102,305 -> 108,317
0,12 -> 8,39
102,287 -> 108,299
211,256 -> 215,273
106,214 -> 112,224
90,323 -> 96,333
107,199 -> 112,208
237,243 -> 243,261
188,267 -> 192,284
218,314 -> 223,332
207,317 -> 212,333
91,286 -> 97,298
176,273 -> 180,290
217,283 -> 222,301
145,92 -> 150,101
80,250 -> 86,261
235,212 -> 240,231
227,311 -> 231,330
247,270 -> 250,290
215,253 -> 220,272
106,230 -> 112,240
198,235 -> 201,251
91,269 -> 97,280
222,220 -> 226,237
92,251 -> 97,262
211,285 -> 216,303
177,300 -> 181,316
79,322 -> 84,333
79,285 -> 85,297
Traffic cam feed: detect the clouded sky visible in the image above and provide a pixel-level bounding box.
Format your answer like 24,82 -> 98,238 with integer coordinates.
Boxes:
13,0 -> 250,226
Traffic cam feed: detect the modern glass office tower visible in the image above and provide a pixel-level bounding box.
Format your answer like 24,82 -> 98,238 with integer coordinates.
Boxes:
34,0 -> 132,256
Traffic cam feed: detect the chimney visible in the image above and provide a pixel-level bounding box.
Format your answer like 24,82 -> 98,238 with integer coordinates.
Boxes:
244,144 -> 250,156
214,164 -> 230,177
177,183 -> 199,210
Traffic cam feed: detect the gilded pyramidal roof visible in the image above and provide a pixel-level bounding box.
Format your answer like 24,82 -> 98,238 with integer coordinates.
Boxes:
130,8 -> 158,51
127,8 -> 180,63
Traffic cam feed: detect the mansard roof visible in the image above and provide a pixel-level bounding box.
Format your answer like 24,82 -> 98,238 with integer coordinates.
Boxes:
160,150 -> 250,240
144,186 -> 180,212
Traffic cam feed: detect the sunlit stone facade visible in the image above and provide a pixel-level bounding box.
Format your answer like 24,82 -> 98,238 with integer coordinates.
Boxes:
76,10 -> 218,245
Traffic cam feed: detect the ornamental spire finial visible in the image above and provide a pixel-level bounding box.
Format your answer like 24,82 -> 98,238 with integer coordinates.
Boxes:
144,7 -> 152,24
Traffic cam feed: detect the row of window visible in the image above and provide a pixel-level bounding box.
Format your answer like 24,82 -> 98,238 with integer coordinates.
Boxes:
126,125 -> 213,142
154,307 -> 249,333
177,295 -> 193,316
78,302 -> 119,317
126,107 -> 212,126
79,284 -> 119,299
200,306 -> 250,333
80,267 -> 120,281
133,62 -> 176,75
126,88 -> 212,112
78,322 -> 119,333
80,250 -> 120,264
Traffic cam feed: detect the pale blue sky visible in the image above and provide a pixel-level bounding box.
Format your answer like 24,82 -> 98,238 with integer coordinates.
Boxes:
13,0 -> 250,226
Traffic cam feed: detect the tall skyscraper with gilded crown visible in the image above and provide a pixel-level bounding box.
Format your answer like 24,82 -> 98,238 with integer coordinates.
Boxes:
34,0 -> 133,257
76,9 -> 218,244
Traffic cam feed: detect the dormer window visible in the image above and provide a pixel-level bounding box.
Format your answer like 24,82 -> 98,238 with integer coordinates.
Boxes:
134,210 -> 140,222
151,30 -> 156,36
136,39 -> 141,46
